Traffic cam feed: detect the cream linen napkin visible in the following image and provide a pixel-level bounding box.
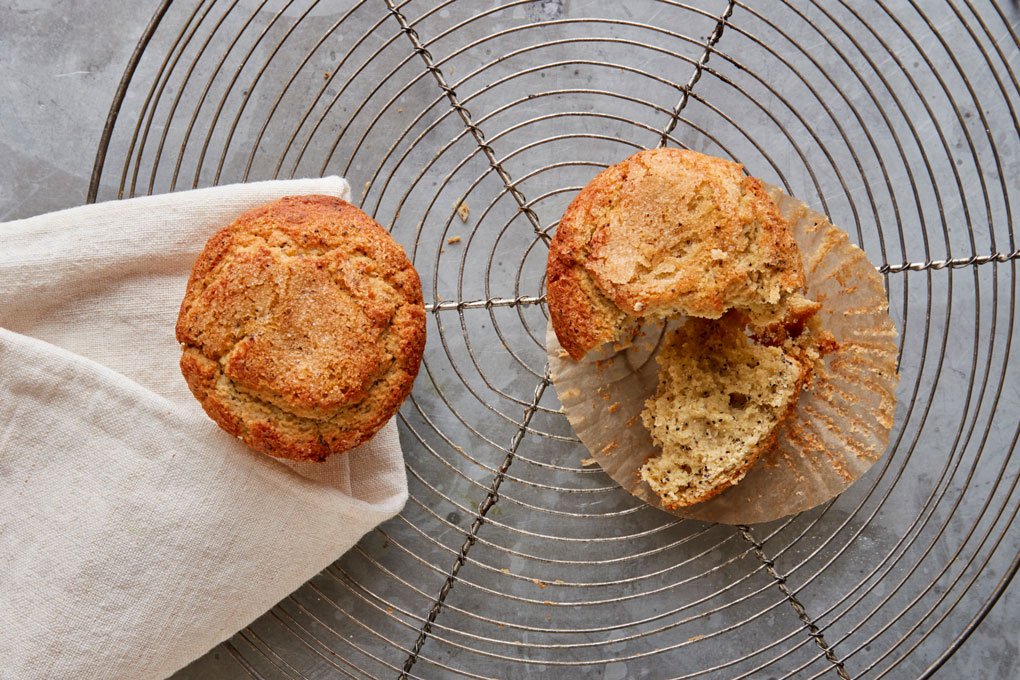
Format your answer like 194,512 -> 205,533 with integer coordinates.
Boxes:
0,178 -> 409,679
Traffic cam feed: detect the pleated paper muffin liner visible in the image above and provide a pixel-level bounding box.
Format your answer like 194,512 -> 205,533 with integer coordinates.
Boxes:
548,183 -> 900,525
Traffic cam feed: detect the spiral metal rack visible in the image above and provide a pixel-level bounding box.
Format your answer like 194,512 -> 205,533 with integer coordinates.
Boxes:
88,1 -> 1019,677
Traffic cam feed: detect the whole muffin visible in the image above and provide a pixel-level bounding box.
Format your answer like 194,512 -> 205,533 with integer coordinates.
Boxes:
176,195 -> 425,462
547,148 -> 806,360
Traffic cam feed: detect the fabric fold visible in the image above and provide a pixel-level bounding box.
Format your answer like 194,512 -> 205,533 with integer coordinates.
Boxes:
0,178 -> 408,679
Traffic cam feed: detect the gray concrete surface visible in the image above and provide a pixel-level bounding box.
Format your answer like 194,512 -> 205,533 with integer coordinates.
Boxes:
2,1 -> 1017,678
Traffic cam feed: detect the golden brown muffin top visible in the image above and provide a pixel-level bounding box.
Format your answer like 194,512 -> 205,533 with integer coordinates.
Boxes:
547,148 -> 806,359
176,195 -> 425,462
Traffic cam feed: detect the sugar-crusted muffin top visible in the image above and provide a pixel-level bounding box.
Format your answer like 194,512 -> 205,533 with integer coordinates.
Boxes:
176,195 -> 425,462
547,148 -> 805,359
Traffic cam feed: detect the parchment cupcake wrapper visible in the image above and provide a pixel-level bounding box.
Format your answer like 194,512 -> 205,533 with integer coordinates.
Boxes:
547,183 -> 900,525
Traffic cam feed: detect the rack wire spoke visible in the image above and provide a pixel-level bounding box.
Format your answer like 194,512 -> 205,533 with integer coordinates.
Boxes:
400,370 -> 552,678
382,0 -> 549,244
881,249 -> 1020,274
426,243 -> 1020,317
425,295 -> 547,314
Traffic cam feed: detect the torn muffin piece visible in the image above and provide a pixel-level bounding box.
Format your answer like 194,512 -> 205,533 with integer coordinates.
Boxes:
639,313 -> 810,508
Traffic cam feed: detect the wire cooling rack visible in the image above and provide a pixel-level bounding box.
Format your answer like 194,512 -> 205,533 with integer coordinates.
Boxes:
88,1 -> 1019,677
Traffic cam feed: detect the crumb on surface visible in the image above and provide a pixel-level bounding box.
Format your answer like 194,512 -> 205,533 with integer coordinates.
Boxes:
455,200 -> 470,222
447,235 -> 462,245
612,337 -> 634,351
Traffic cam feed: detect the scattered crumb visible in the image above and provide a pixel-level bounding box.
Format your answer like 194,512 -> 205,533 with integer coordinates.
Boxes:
500,568 -> 510,574
386,607 -> 394,615
554,579 -> 564,585
687,634 -> 706,642
559,388 -> 580,400
455,200 -> 470,222
447,235 -> 462,245
580,457 -> 598,467
607,402 -> 620,414
361,180 -> 370,200
594,358 -> 610,372
396,107 -> 403,113
543,600 -> 553,605
497,623 -> 504,629
596,386 -> 611,401
323,71 -> 330,80
625,414 -> 641,428
532,579 -> 547,589
600,441 -> 618,455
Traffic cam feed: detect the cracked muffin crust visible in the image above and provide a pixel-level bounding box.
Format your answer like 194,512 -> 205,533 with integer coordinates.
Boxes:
176,195 -> 425,462
547,148 -> 807,360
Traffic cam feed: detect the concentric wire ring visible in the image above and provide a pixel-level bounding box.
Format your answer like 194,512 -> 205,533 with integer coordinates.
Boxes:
90,1 -> 1019,677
